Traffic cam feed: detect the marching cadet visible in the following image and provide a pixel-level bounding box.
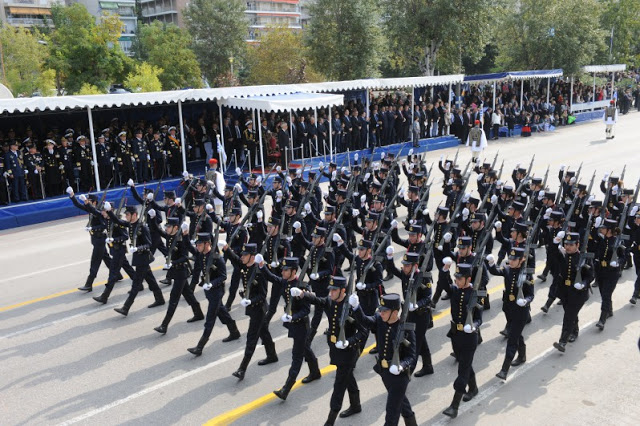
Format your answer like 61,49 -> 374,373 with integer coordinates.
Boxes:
442,264 -> 483,419
487,247 -> 533,380
129,183 -> 168,257
110,205 -> 165,316
186,199 -> 213,242
397,185 -> 427,224
187,233 -> 240,357
216,205 -> 248,309
386,251 -> 435,377
339,239 -> 383,318
153,217 -> 204,334
258,256 -> 320,400
431,206 -> 455,305
42,139 -> 63,196
630,211 -> 640,304
131,129 -> 150,183
540,211 -> 566,312
350,293 -> 418,426
594,218 -> 625,330
294,226 -> 335,344
553,232 -> 593,352
96,134 -> 113,188
299,275 -> 368,425
242,190 -> 267,248
603,99 -> 618,139
73,136 -> 93,192
223,243 -> 278,380
115,131 -> 134,185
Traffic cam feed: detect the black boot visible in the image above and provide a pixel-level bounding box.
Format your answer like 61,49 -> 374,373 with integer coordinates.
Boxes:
383,272 -> 393,282
414,353 -> 434,377
537,274 -> 547,282
630,294 -> 638,305
495,357 -> 512,380
441,292 -> 450,301
160,278 -> 171,285
155,305 -> 176,334
187,303 -> 205,323
114,305 -> 130,316
78,277 -> 94,292
499,326 -> 509,338
258,341 -> 278,365
442,391 -> 463,418
553,341 -> 566,352
302,358 -> 322,383
596,311 -> 607,330
482,294 -> 490,310
154,325 -> 167,334
232,356 -> 250,380
273,376 -> 297,400
540,298 -> 553,313
403,414 -> 418,426
187,329 -> 212,356
339,391 -> 362,417
222,321 -> 241,342
148,299 -> 165,308
324,410 -> 340,426
463,374 -> 478,402
92,294 -> 108,304
369,346 -> 378,354
511,343 -> 526,366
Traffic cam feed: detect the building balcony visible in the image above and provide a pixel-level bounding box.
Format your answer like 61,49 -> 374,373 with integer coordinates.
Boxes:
5,16 -> 49,26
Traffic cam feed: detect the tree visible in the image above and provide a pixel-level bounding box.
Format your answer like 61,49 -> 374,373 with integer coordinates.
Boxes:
305,0 -> 384,80
0,27 -> 54,96
124,63 -> 163,92
381,0 -> 495,76
245,27 -> 323,85
47,4 -> 132,94
133,21 -> 202,89
184,0 -> 247,85
599,0 -> 640,65
76,83 -> 105,95
495,0 -> 607,75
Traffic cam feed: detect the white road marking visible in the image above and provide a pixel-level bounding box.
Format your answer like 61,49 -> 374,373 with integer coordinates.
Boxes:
55,334 -> 288,426
0,260 -> 89,284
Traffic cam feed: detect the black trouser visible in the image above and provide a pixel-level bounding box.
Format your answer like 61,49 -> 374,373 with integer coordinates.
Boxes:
150,231 -> 168,256
379,369 -> 413,426
309,281 -> 328,335
244,305 -> 275,361
101,245 -> 127,299
161,272 -> 200,327
88,236 -> 112,284
204,285 -> 233,331
123,263 -> 163,308
330,364 -> 359,411
433,269 -> 452,303
598,270 -> 619,314
226,267 -> 241,307
287,324 -> 317,379
633,252 -> 640,297
546,255 -> 560,300
504,303 -> 527,360
493,124 -> 500,138
410,311 -> 431,369
558,291 -> 588,342
451,329 -> 478,393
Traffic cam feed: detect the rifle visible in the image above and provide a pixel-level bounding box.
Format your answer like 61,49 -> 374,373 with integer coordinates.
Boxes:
610,200 -> 631,266
336,249 -> 358,345
477,160 -> 504,212
389,267 -> 417,371
371,185 -> 403,248
575,213 -> 595,292
86,177 -> 113,229
412,180 -> 433,221
164,218 -> 184,268
490,150 -> 499,170
202,226 -> 220,286
379,146 -> 403,196
437,171 -> 471,248
107,189 -> 127,245
573,162 -> 583,189
287,167 -> 323,239
620,164 -> 627,183
229,186 -> 270,243
131,187 -> 150,249
600,170 -> 614,222
471,246 -> 487,297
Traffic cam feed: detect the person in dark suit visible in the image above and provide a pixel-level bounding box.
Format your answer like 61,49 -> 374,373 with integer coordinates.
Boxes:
223,117 -> 234,165
278,122 -> 290,168
296,115 -> 307,158
342,109 -> 353,152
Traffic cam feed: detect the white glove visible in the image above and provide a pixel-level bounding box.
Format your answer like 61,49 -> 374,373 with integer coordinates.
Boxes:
386,246 -> 394,256
295,168 -> 302,177
60,164 -> 66,169
610,261 -> 619,268
538,190 -> 545,201
78,194 -> 87,202
463,324 -> 474,333
127,178 -> 134,187
348,293 -> 359,309
352,208 -> 359,216
332,233 -> 341,242
146,192 -> 154,201
106,238 -> 114,244
235,183 -> 243,194
341,166 -> 347,174
399,187 -> 406,197
364,172 -> 371,180
323,190 -> 329,198
293,221 -> 301,230
276,190 -> 282,199
269,261 -> 278,269
331,170 -> 337,180
203,283 -> 213,291
355,153 -> 359,161
207,180 -> 214,187
560,164 -> 566,171
440,154 -> 444,161
84,226 -> 91,232
407,149 -> 413,156
573,282 -> 585,290
443,257 -> 453,265
447,178 -> 453,185
148,209 -> 156,218
477,174 -> 484,182
556,231 -> 566,239
360,194 -> 367,205
391,219 -> 398,229
603,173 -> 609,181
462,207 -> 469,219
444,163 -> 451,171
24,170 -> 28,175
66,186 -> 74,195
130,246 -> 138,253
240,298 -> 251,307
290,287 -> 303,297
569,177 -> 576,185
486,254 -> 495,266
104,201 -> 112,211
319,161 -> 324,169
335,340 -> 349,349
182,171 -> 189,179
544,207 -> 552,219
594,216 -> 603,228
516,163 -> 521,168
217,241 -> 226,249
164,262 -> 172,269
281,314 -> 292,323
310,273 -> 319,280
276,166 -> 282,172
286,176 -> 292,186
235,167 -> 242,176
254,254 -> 264,264
305,202 -> 311,213
407,303 -> 417,312
181,222 -> 189,233
516,298 -> 527,307
34,169 -> 40,174
630,206 -> 639,216
206,203 -> 213,212
389,365 -> 403,375
356,282 -> 366,290
497,179 -> 504,187
256,175 -> 263,184
491,195 -> 498,204
443,232 -> 452,242
553,236 -> 562,244
422,208 -> 429,215
256,210 -> 263,221
175,197 -> 182,205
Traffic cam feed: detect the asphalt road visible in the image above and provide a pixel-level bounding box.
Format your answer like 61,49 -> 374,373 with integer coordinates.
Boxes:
1,112 -> 640,426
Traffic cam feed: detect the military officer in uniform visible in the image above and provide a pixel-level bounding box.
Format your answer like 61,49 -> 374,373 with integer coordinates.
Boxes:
115,131 -> 134,185
74,136 -> 93,191
131,129 -> 150,183
465,120 -> 487,163
595,218 -> 624,330
95,134 -> 113,188
4,140 -> 28,202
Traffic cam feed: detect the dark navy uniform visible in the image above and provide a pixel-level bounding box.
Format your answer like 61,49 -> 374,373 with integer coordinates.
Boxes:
594,219 -> 624,329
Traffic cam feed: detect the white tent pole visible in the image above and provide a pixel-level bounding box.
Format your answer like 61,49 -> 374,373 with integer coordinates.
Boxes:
289,110 -> 294,162
492,81 -> 496,111
520,80 -> 523,109
365,88 -> 370,149
546,77 -> 550,105
592,72 -> 596,111
328,105 -> 333,162
178,100 -> 187,173
87,106 -> 101,191
411,87 -> 415,140
314,108 -> 319,157
449,82 -> 453,112
570,76 -> 574,110
611,72 -> 615,102
218,103 -> 226,173
256,108 -> 265,178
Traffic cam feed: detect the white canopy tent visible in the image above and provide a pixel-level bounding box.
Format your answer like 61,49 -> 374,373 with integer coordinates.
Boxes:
571,64 -> 628,112
219,92 -> 345,176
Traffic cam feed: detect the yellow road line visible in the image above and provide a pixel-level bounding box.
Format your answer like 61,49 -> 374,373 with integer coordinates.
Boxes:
0,265 -> 165,313
205,265 -> 542,426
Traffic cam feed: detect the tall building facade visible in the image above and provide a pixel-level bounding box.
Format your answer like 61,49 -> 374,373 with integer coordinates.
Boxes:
0,0 -> 57,28
245,0 -> 302,42
139,0 -> 187,27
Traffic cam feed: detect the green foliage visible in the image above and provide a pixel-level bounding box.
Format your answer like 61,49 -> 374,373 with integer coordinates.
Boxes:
47,4 -> 132,94
133,21 -> 202,89
184,0 -> 248,85
495,0 -> 607,75
124,63 -> 163,92
76,83 -> 105,95
245,27 -> 323,85
0,27 -> 54,96
305,0 -> 384,80
599,0 -> 640,66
